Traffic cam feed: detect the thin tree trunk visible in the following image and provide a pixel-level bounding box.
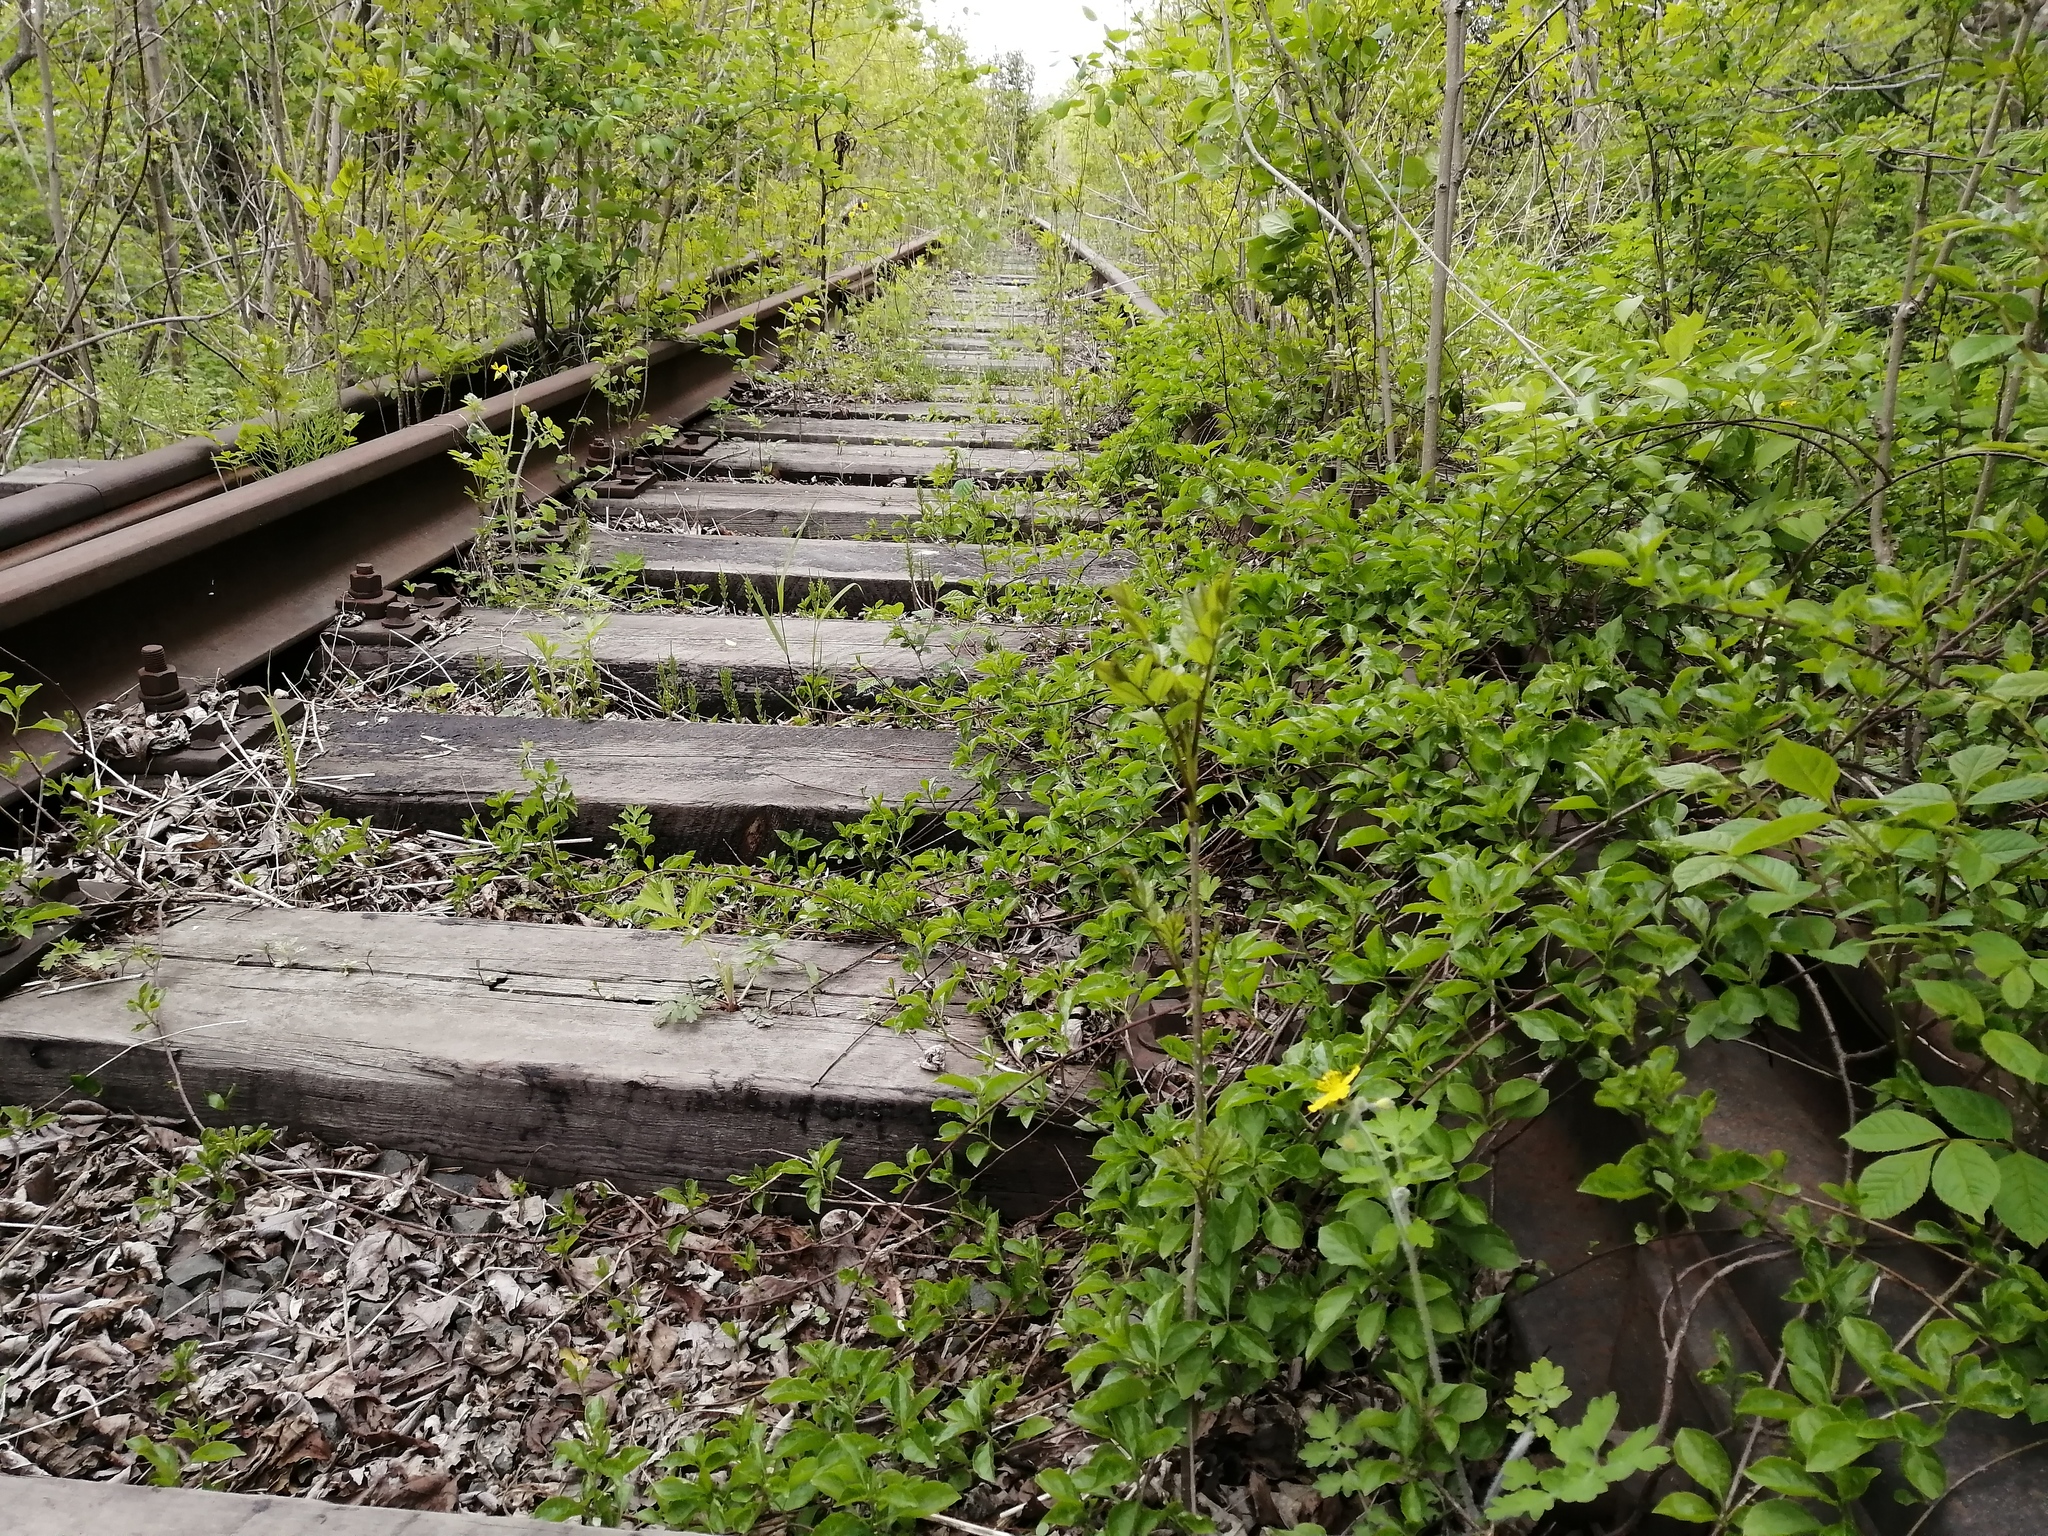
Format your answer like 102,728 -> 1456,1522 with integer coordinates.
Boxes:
1420,0 -> 1466,477
134,0 -> 182,362
29,0 -> 94,436
1366,230 -> 1396,467
1953,281 -> 2043,596
1873,6 -> 2033,568
1869,152 -> 1932,569
1563,0 -> 1598,165
2,10 -> 30,86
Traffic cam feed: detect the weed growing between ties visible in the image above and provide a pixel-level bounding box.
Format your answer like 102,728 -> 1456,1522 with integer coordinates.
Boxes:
775,261 -> 950,404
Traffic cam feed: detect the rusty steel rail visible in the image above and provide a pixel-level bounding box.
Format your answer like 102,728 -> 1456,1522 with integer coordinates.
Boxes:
1027,213 -> 1164,319
0,249 -> 778,558
0,236 -> 939,779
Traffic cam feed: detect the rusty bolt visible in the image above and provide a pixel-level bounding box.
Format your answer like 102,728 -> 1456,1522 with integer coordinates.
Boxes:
136,645 -> 189,715
338,562 -> 393,619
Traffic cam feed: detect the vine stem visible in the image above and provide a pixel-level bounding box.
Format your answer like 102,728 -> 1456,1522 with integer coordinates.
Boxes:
1353,1106 -> 1485,1530
1179,628 -> 1214,1516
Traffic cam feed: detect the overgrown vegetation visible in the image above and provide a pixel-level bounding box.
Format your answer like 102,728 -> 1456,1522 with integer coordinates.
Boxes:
567,0 -> 2048,1529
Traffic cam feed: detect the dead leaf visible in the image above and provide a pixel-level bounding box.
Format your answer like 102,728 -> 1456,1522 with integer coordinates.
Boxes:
398,1294 -> 464,1338
355,1467 -> 458,1511
346,1232 -> 394,1299
485,1271 -> 524,1318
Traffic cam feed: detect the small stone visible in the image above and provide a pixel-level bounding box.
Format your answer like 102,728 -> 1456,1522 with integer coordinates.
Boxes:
211,1289 -> 262,1315
818,1208 -> 864,1240
253,1257 -> 288,1288
448,1207 -> 498,1236
372,1149 -> 412,1176
164,1252 -> 223,1289
156,1283 -> 199,1319
431,1171 -> 479,1197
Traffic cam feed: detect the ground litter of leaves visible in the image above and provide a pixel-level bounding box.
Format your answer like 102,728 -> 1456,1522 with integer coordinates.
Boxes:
0,1104 -> 1082,1518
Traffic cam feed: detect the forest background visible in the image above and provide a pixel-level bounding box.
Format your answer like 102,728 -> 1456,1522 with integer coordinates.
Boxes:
0,0 -> 1031,467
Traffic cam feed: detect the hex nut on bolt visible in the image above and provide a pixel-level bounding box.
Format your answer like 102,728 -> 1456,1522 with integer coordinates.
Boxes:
136,645 -> 188,715
338,562 -> 392,620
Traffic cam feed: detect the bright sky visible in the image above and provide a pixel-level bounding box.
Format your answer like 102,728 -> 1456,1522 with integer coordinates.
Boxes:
921,0 -> 1139,93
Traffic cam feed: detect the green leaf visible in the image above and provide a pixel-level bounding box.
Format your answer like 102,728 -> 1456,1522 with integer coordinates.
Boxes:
1653,1492 -> 1720,1522
1988,671 -> 2048,702
1440,1382 -> 1488,1422
1662,311 -> 1708,360
1209,1189 -> 1258,1254
1263,1199 -> 1304,1250
1569,548 -> 1630,569
1740,1499 -> 1822,1535
1449,1221 -> 1521,1270
1838,1316 -> 1900,1385
1857,1147 -> 1935,1221
1762,741 -> 1839,803
1951,333 -> 2021,368
1313,1285 -> 1358,1334
1982,1029 -> 2048,1084
1900,1443 -> 1947,1501
1948,743 -> 2009,793
1317,1219 -> 1375,1268
1913,978 -> 1984,1030
1842,1110 -> 1943,1152
1673,1427 -> 1732,1501
1673,854 -> 1744,890
1729,812 -> 1833,855
1803,1417 -> 1866,1474
1492,1078 -> 1549,1118
1932,1140 -> 2000,1222
1745,1455 -> 1825,1498
1878,781 -> 1956,823
876,1476 -> 959,1518
1650,762 -> 1729,793
1968,932 -> 2031,982
1078,1374 -> 1154,1416
1927,1086 -> 2011,1142
1579,1161 -> 1651,1201
2004,967 -> 2037,1008
1735,1387 -> 1805,1420
1995,1151 -> 2048,1246
1970,773 -> 2048,806
1754,432 -> 1799,473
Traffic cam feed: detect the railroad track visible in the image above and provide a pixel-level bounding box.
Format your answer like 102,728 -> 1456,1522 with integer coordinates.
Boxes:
9,231 -> 2028,1535
0,240 -> 935,789
0,231 -> 1146,1525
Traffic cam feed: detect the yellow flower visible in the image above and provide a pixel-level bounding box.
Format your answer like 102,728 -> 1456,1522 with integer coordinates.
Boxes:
1307,1064 -> 1361,1113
